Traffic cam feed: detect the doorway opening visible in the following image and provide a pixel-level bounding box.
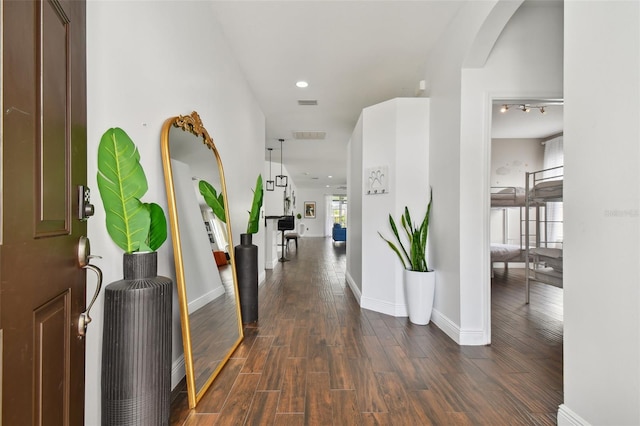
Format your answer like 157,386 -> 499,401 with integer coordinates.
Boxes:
488,98 -> 564,347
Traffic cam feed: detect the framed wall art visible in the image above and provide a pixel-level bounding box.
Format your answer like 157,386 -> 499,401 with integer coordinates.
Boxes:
304,201 -> 316,219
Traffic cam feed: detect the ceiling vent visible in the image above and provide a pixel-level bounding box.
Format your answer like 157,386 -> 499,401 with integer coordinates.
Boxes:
293,131 -> 326,140
297,100 -> 318,106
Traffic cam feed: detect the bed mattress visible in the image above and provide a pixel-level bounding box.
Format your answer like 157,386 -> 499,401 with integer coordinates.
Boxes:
491,243 -> 525,262
491,187 -> 526,207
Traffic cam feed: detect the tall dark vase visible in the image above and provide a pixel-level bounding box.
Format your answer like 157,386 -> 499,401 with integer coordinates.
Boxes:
101,251 -> 172,426
235,233 -> 258,324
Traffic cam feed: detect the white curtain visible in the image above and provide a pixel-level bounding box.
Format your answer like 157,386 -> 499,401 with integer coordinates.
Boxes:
543,135 -> 563,248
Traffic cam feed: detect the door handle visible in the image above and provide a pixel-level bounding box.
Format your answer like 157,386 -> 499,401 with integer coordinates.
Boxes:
77,236 -> 103,337
79,264 -> 102,337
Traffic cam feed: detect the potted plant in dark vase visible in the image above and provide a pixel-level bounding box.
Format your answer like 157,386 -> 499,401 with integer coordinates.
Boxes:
234,175 -> 263,324
379,190 -> 434,325
96,127 -> 172,425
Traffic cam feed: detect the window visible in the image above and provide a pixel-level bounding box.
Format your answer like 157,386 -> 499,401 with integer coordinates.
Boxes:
331,196 -> 347,227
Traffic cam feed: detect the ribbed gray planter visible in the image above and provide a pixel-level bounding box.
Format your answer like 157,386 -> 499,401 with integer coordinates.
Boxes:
101,251 -> 172,426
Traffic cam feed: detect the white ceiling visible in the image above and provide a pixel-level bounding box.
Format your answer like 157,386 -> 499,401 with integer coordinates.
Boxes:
210,1 -> 563,190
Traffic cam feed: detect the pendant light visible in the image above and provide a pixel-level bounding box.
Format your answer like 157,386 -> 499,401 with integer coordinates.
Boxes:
266,148 -> 275,191
275,138 -> 288,187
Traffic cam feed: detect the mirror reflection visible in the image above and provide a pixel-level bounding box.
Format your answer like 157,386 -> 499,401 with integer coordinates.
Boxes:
161,111 -> 243,408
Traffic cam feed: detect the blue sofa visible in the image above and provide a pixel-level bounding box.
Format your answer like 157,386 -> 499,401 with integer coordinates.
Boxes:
332,223 -> 347,242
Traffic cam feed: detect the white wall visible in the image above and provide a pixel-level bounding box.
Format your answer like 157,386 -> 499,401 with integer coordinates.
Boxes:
86,2 -> 265,424
293,188 -> 345,237
346,116 -> 364,294
460,0 -> 563,344
263,161 -> 295,218
424,0 -> 562,344
359,98 -> 430,317
490,138 -> 544,244
560,1 -> 640,424
424,0 -> 501,334
490,138 -> 544,188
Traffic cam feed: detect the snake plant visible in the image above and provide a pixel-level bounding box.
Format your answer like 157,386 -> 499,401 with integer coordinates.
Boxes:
378,190 -> 432,272
97,127 -> 167,253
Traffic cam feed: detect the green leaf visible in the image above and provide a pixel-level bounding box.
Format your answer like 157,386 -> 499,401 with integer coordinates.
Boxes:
97,128 -> 151,253
378,189 -> 433,272
199,180 -> 226,223
146,202 -> 167,251
378,232 -> 408,270
390,214 -> 411,267
246,174 -> 264,234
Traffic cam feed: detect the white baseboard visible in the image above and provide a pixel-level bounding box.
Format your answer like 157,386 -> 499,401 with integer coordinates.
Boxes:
430,309 -> 461,344
459,328 -> 488,346
346,274 -> 486,347
258,270 -> 266,287
428,310 -> 488,346
360,295 -> 408,317
558,405 -> 590,426
171,355 -> 185,390
188,286 -> 225,314
345,271 -> 362,302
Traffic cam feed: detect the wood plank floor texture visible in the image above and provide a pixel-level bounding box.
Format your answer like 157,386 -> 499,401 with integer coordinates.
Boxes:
171,238 -> 563,425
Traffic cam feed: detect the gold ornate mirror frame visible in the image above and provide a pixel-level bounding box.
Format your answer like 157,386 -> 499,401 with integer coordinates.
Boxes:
161,111 -> 243,407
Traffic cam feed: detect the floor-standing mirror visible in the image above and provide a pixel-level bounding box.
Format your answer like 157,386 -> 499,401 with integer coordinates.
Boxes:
161,111 -> 243,408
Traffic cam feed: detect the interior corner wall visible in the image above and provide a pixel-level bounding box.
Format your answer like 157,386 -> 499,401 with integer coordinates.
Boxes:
359,98 -> 430,317
346,116 -> 364,294
86,2 -> 265,424
561,1 -> 640,424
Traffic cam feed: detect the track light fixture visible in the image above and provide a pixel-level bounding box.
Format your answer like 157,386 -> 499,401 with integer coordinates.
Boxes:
500,103 -> 551,115
275,139 -> 288,187
266,148 -> 275,191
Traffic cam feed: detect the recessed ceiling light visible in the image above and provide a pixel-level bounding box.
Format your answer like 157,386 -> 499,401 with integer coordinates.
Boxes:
328,175 -> 333,178
326,185 -> 330,188
296,81 -> 309,88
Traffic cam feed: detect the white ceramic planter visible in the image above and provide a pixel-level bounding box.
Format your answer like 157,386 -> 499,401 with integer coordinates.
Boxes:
403,269 -> 436,325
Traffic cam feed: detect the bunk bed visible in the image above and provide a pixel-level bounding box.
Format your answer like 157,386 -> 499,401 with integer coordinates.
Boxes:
525,165 -> 563,303
490,186 -> 528,272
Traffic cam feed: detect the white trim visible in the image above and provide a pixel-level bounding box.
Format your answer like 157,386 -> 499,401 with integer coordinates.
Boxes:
188,286 -> 225,314
360,295 -> 407,317
558,404 -> 590,426
171,355 -> 186,390
430,309 -> 461,344
430,310 -> 485,345
258,270 -> 267,287
459,328 -> 488,346
266,257 -> 278,270
345,271 -> 361,302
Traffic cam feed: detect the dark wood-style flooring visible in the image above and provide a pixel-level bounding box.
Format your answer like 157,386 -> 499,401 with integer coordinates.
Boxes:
170,237 -> 563,425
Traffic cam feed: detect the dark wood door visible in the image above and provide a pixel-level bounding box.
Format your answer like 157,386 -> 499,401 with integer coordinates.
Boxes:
1,0 -> 87,424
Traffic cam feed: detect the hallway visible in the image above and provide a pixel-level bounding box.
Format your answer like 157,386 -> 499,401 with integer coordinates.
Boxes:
170,237 -> 563,425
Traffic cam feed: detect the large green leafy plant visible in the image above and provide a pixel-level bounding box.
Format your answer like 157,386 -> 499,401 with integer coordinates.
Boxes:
97,128 -> 167,253
378,190 -> 432,272
199,180 -> 226,223
246,175 -> 263,234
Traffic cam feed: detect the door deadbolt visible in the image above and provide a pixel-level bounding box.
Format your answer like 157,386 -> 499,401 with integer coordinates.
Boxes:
78,185 -> 95,221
